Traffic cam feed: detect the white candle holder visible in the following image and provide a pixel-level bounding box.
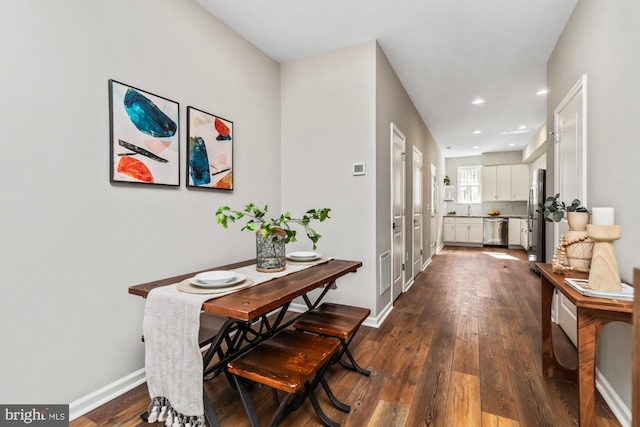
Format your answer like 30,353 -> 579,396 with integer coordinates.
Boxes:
586,224 -> 622,292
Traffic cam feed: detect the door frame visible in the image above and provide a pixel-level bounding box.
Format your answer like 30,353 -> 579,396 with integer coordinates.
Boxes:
412,146 -> 423,278
430,163 -> 438,260
553,74 -> 588,250
390,123 -> 406,302
552,74 -> 587,333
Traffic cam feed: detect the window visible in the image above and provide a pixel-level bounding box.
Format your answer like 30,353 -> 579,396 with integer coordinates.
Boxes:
457,166 -> 481,203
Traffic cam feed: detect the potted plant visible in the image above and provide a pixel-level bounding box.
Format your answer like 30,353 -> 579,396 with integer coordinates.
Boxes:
537,193 -> 588,223
537,193 -> 592,272
443,175 -> 451,186
216,203 -> 331,272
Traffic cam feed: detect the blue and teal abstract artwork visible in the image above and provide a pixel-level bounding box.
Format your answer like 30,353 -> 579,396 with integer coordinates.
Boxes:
124,89 -> 177,138
189,136 -> 210,186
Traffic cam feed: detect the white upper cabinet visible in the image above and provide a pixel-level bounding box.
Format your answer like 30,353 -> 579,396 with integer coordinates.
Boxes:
482,165 -> 511,201
482,164 -> 529,201
511,164 -> 530,201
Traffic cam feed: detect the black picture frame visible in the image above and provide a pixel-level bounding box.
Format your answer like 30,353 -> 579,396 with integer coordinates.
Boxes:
186,106 -> 234,190
109,80 -> 180,186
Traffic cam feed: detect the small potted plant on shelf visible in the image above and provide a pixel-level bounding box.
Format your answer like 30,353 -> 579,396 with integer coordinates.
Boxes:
216,203 -> 331,272
443,175 -> 451,186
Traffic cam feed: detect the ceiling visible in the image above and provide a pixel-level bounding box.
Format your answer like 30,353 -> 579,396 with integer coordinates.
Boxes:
194,0 -> 578,158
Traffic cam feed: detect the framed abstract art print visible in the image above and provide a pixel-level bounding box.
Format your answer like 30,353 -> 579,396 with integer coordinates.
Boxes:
109,80 -> 180,186
186,106 -> 233,190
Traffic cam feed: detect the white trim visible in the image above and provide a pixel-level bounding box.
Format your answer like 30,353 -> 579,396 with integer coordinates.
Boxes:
553,74 -> 588,249
390,123 -> 407,303
596,367 -> 631,427
422,256 -> 432,271
403,277 -> 415,292
69,368 -> 146,421
369,301 -> 393,328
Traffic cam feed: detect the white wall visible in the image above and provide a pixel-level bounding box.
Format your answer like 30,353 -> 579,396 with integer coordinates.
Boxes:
547,0 -> 640,418
281,40 -> 445,318
0,0 -> 281,404
375,42 -> 445,313
280,41 -> 378,312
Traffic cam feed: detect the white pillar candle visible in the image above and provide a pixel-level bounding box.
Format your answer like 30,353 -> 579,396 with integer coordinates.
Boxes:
591,207 -> 615,225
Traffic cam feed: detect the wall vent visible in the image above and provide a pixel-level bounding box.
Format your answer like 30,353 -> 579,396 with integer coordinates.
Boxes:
379,250 -> 391,295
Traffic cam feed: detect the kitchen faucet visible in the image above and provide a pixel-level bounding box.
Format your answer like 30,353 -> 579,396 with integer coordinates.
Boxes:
467,204 -> 471,216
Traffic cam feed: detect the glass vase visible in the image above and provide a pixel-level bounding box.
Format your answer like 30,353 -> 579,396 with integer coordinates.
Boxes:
255,228 -> 286,272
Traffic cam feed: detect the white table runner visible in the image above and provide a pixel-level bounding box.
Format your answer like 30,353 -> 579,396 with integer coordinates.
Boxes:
143,259 -> 329,426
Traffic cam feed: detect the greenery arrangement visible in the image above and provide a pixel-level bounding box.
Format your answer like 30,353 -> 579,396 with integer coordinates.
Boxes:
537,193 -> 588,222
215,203 -> 331,249
443,175 -> 451,186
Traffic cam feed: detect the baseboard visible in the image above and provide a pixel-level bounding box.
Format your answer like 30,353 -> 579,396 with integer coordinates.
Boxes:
595,368 -> 631,427
69,368 -> 146,421
403,277 -> 415,292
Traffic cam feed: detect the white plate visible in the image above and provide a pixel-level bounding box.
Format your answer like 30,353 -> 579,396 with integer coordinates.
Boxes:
287,251 -> 321,261
190,273 -> 246,288
194,270 -> 236,284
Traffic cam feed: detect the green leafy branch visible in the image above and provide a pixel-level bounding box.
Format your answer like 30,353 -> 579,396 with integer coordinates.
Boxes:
536,193 -> 588,222
215,203 -> 331,249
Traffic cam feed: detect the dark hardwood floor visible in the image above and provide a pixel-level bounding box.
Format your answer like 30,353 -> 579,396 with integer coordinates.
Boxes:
71,246 -> 621,426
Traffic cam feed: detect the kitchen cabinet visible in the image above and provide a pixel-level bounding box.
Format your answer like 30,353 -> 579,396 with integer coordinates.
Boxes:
508,218 -> 521,246
454,217 -> 483,243
482,165 -> 511,201
443,218 -> 456,242
443,217 -> 483,244
520,219 -> 528,249
511,164 -> 530,201
481,164 -> 530,201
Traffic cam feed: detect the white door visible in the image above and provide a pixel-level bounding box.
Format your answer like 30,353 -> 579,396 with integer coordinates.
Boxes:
553,75 -> 587,342
412,147 -> 423,276
430,163 -> 438,258
391,123 -> 406,302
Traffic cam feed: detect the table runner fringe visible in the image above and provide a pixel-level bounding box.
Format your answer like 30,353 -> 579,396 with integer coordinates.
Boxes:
147,397 -> 205,427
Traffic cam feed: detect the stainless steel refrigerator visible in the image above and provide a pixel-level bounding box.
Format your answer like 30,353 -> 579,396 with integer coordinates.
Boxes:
527,169 -> 546,274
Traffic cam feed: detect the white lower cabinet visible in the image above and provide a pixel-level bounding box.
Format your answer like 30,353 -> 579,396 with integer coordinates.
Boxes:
443,218 -> 456,242
508,218 -> 521,246
520,219 -> 528,249
445,217 -> 483,244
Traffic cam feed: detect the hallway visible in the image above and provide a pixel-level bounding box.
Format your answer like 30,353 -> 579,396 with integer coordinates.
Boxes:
72,246 -> 621,426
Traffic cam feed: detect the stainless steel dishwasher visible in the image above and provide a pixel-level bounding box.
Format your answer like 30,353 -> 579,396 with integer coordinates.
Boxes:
483,217 -> 508,247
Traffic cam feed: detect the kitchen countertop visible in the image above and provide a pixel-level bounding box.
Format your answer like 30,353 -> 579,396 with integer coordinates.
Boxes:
444,214 -> 526,219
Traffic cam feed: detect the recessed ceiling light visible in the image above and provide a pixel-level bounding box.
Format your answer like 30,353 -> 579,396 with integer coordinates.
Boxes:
536,89 -> 548,95
518,125 -> 527,130
473,146 -> 480,149
472,130 -> 482,134
508,143 -> 515,146
509,130 -> 529,134
471,99 -> 485,105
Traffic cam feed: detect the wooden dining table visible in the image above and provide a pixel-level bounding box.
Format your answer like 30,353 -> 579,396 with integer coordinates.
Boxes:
129,258 -> 362,427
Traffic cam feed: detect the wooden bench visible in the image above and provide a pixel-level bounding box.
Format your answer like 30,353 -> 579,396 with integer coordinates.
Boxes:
227,329 -> 350,427
293,303 -> 371,376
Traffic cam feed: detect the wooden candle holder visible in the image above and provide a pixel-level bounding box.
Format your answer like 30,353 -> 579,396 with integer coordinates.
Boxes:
586,224 -> 622,292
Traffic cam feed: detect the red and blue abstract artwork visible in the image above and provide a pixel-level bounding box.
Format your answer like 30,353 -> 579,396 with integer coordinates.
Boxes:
187,107 -> 233,190
109,80 -> 180,186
